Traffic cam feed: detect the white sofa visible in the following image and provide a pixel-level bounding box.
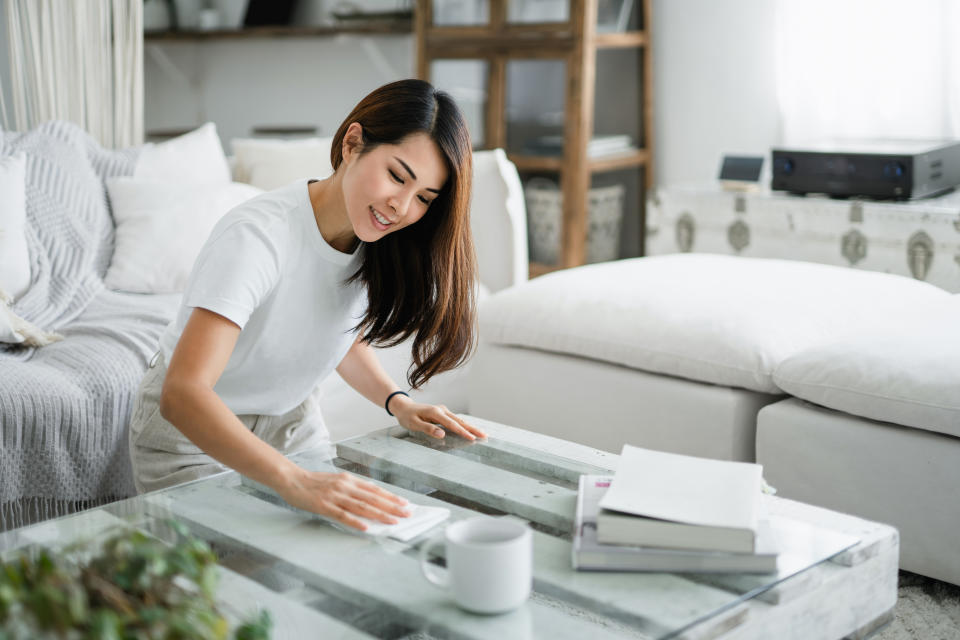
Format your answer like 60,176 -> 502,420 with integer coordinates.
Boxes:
467,253 -> 960,586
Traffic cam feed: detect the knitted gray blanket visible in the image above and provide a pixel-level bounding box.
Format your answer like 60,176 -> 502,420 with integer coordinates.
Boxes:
1,121 -> 134,334
0,121 -> 178,531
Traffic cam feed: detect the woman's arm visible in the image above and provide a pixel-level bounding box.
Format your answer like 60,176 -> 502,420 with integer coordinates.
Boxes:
161,308 -> 410,530
335,335 -> 487,440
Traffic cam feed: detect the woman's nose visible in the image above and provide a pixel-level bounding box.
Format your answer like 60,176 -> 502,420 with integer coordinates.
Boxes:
388,192 -> 411,217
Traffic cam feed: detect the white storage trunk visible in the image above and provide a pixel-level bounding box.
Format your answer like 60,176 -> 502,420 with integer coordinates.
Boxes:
646,184 -> 960,292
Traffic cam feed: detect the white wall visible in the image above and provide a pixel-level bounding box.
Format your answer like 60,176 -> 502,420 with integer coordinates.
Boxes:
69,0 -> 777,189
652,0 -> 781,187
144,35 -> 414,148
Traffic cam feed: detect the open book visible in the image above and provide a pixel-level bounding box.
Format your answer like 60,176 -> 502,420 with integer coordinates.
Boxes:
597,445 -> 763,553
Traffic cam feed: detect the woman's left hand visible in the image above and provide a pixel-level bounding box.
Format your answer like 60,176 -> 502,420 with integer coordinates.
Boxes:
390,396 -> 487,441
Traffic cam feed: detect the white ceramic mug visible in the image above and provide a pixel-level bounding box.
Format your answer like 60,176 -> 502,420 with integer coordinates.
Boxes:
419,516 -> 532,614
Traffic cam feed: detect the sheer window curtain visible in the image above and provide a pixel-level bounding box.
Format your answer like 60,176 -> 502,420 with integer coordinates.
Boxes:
1,0 -> 143,148
775,0 -> 960,145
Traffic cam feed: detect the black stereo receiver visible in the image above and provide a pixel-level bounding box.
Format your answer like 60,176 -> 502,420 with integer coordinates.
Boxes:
771,139 -> 960,200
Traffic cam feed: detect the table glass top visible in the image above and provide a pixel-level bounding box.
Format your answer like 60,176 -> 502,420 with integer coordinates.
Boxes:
0,419 -> 860,639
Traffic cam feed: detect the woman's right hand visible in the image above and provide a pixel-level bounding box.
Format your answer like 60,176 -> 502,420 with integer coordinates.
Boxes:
276,468 -> 411,531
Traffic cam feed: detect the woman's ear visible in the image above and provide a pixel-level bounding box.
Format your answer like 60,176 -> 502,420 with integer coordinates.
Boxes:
341,122 -> 364,165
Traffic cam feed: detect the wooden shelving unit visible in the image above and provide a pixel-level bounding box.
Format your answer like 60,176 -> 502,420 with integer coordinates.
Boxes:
415,0 -> 653,276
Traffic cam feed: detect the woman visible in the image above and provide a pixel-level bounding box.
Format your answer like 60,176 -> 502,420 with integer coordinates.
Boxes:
129,79 -> 486,532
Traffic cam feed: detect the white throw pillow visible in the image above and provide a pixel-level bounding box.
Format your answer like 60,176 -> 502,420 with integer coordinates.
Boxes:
0,153 -> 31,300
471,149 -> 529,293
105,178 -> 263,294
773,299 -> 960,438
135,123 -> 231,184
231,137 -> 333,191
479,254 -> 952,393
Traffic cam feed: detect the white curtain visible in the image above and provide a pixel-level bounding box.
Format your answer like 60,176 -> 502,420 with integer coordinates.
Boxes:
2,0 -> 143,148
775,0 -> 960,145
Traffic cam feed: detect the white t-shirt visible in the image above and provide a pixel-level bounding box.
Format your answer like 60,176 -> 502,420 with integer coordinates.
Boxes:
159,179 -> 366,416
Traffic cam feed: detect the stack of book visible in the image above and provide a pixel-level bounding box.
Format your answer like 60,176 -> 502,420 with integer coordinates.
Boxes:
573,445 -> 779,573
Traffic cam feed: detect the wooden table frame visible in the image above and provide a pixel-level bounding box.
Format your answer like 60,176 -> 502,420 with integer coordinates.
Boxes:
0,417 -> 897,639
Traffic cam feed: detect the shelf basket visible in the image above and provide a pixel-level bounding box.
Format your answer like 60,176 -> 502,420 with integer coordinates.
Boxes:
524,178 -> 625,264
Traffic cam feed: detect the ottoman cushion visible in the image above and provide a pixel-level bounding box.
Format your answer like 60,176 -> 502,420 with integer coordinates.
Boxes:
773,300 -> 960,438
480,254 -> 951,393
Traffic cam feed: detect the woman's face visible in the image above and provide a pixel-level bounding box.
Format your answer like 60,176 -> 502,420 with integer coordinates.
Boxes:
341,129 -> 449,243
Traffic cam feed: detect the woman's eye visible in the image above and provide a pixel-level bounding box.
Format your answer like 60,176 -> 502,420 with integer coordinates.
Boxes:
389,170 -> 403,183
418,195 -> 431,205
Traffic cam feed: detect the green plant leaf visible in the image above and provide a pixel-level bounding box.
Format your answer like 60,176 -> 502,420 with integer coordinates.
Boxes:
0,521 -> 271,639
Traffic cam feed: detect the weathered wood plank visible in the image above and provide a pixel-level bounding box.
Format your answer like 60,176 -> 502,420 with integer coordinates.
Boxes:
530,533 -> 748,639
687,561 -> 823,608
240,467 -> 751,637
146,483 -> 646,640
390,429 -> 612,487
337,432 -> 578,531
457,415 -> 621,469
686,508 -> 862,607
762,495 -> 899,568
382,415 -> 621,471
215,566 -> 377,639
714,538 -> 898,640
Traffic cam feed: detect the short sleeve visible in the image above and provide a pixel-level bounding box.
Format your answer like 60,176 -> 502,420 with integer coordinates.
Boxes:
183,220 -> 281,329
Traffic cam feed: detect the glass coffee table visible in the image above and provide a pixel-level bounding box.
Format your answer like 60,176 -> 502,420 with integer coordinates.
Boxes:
0,417 -> 898,639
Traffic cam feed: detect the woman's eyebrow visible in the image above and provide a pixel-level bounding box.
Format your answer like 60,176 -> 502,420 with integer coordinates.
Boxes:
394,156 -> 440,193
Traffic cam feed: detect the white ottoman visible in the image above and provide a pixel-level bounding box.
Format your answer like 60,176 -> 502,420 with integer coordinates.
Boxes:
758,301 -> 960,584
470,254 -> 953,460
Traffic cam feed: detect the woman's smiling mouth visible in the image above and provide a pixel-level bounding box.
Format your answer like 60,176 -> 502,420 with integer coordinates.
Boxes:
370,206 -> 394,229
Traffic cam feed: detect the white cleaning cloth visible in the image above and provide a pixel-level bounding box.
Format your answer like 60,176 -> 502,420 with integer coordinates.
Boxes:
356,503 -> 450,542
240,475 -> 449,541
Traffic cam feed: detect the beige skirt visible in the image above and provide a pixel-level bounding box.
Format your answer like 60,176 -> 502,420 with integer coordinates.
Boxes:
128,352 -> 332,494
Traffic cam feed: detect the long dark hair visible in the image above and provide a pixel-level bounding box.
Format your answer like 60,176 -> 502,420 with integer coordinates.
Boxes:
331,79 -> 476,389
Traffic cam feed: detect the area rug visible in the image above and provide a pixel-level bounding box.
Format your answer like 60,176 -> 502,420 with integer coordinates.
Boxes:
875,571 -> 960,639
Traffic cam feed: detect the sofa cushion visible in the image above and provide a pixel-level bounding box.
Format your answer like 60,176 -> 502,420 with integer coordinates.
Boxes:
773,300 -> 960,438
105,178 -> 262,294
231,137 -> 334,190
470,149 -> 528,293
480,254 -> 951,393
135,123 -> 231,185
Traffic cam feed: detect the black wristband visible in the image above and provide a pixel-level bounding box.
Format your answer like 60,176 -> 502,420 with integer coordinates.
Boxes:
385,390 -> 410,416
